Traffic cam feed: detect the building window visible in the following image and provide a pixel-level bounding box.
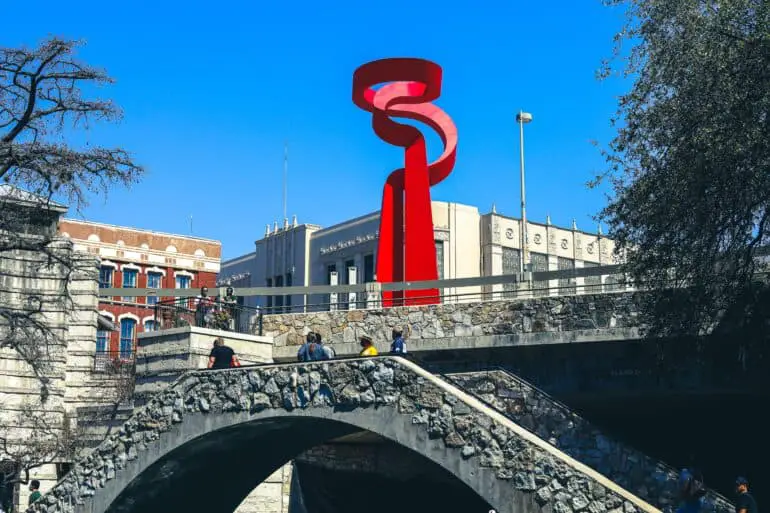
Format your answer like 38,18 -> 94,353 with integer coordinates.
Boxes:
56,463 -> 72,481
274,275 -> 284,314
530,252 -> 548,297
147,272 -> 162,305
363,254 -> 375,283
266,278 -> 273,310
119,318 -> 136,358
285,273 -> 293,313
122,268 -> 137,302
435,241 -> 445,280
144,320 -> 158,332
557,257 -> 576,295
99,266 -> 113,289
502,247 -> 521,297
96,330 -> 109,353
175,274 -> 191,289
583,262 -> 601,293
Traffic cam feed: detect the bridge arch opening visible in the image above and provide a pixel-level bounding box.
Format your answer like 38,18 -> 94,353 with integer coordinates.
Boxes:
104,413 -> 494,513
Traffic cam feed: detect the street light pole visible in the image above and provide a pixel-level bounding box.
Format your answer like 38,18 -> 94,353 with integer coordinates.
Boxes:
516,110 -> 533,274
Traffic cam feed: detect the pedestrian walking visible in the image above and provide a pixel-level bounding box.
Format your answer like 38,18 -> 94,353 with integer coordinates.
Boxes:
208,337 -> 241,369
315,333 -> 335,360
676,469 -> 706,513
389,327 -> 407,354
28,480 -> 41,507
359,335 -> 378,356
734,477 -> 758,513
297,332 -> 326,361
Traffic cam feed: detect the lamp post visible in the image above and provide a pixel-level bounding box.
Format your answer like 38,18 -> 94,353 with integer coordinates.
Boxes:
516,110 -> 533,273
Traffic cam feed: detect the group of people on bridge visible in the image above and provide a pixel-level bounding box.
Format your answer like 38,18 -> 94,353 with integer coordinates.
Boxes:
202,327 -> 409,371
296,327 -> 408,361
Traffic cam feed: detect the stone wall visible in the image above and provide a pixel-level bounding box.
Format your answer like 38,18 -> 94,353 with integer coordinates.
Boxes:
446,370 -> 733,513
262,293 -> 643,355
63,253 -> 129,417
134,326 -> 273,405
295,442 -> 454,482
236,466 -> 292,513
32,358 -> 660,513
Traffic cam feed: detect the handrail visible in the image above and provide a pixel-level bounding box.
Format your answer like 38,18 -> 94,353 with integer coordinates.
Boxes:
98,262 -> 629,297
390,357 -> 662,513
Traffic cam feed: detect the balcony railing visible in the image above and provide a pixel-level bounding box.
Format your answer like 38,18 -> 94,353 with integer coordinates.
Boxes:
153,298 -> 262,335
94,350 -> 136,374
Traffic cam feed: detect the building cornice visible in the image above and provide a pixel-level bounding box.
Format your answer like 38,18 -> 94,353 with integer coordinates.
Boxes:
71,239 -> 220,273
60,218 -> 222,245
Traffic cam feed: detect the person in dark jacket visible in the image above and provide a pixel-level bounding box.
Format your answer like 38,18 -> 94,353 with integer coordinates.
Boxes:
676,468 -> 706,513
390,328 -> 407,354
28,480 -> 42,506
208,337 -> 240,369
734,477 -> 758,513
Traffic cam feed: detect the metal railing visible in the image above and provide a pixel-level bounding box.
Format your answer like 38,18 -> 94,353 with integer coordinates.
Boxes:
98,262 -> 629,299
93,350 -> 136,374
153,297 -> 262,335
97,246 -> 770,303
252,277 -> 629,316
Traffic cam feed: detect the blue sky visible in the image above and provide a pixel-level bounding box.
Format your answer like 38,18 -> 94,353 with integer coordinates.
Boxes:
4,1 -> 630,260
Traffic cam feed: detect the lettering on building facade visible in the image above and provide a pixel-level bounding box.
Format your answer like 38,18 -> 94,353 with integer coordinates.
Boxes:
319,231 -> 378,256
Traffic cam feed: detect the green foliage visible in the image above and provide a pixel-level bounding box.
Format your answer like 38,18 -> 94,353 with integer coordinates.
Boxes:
595,0 -> 770,336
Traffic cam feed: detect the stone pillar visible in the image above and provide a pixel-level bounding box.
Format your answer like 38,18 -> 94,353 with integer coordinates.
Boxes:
347,266 -> 358,310
328,271 -> 338,312
488,244 -> 503,300
235,464 -> 294,513
134,327 -> 290,513
0,237 -> 79,506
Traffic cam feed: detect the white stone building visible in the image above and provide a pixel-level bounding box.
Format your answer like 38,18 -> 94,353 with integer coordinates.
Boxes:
219,201 -> 621,311
0,186 -> 121,511
0,186 -> 287,513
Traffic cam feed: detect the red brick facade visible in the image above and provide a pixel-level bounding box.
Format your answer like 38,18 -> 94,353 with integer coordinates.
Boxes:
58,219 -> 222,355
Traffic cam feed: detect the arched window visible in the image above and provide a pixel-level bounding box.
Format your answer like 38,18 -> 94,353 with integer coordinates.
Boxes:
120,318 -> 136,358
144,319 -> 158,332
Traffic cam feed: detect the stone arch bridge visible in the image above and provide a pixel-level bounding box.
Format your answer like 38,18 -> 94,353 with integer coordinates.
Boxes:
34,357 -> 661,513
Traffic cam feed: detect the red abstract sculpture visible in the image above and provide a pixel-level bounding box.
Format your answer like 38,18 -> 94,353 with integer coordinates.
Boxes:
353,58 -> 457,307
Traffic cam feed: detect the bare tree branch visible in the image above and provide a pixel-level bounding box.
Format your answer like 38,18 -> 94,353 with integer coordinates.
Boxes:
0,36 -> 143,494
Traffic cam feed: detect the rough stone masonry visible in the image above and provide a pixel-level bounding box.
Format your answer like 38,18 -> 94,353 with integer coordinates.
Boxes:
448,371 -> 733,513
262,292 -> 644,348
31,358 -> 658,513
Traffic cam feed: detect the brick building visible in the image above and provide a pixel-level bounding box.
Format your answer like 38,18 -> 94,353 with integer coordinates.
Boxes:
58,219 -> 222,360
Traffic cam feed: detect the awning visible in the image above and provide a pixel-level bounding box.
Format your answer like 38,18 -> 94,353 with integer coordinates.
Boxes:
97,314 -> 117,332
